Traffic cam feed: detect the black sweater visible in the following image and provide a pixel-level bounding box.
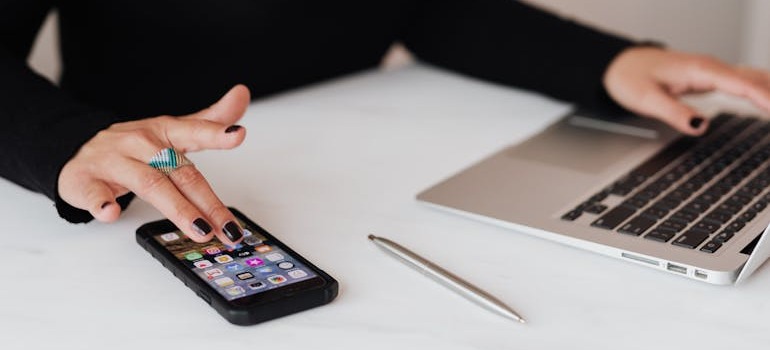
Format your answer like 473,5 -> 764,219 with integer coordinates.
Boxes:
0,0 -> 633,223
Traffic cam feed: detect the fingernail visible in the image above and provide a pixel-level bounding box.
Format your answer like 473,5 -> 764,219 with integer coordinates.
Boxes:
100,202 -> 112,210
192,218 -> 213,236
223,221 -> 243,242
690,116 -> 705,129
225,125 -> 242,133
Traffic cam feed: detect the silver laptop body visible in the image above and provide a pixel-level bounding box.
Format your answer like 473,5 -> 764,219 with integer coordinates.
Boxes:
417,110 -> 770,285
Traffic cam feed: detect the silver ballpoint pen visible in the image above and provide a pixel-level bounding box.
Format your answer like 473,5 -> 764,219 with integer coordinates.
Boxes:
368,234 -> 526,324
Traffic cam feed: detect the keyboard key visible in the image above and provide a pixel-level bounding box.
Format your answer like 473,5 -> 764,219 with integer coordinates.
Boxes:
672,230 -> 710,249
683,201 -> 710,214
660,219 -> 688,232
727,220 -> 746,232
713,231 -> 735,243
584,203 -> 608,215
645,228 -> 677,242
741,209 -> 758,222
561,210 -> 582,221
700,241 -> 723,253
693,220 -> 720,234
642,206 -> 669,220
717,202 -> 743,214
618,216 -> 657,236
623,196 -> 649,209
671,209 -> 699,223
592,206 -> 636,230
704,210 -> 732,224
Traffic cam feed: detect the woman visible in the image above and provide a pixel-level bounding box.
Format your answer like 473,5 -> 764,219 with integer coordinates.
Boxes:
2,0 -> 769,247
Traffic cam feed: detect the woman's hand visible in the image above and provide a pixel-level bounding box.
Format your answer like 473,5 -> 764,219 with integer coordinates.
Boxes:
58,85 -> 250,245
603,46 -> 770,135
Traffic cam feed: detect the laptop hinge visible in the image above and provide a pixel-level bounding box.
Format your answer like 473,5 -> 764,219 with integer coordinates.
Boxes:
735,223 -> 770,284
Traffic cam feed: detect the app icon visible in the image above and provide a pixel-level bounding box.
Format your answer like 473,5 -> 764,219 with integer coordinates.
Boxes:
224,263 -> 243,272
242,229 -> 253,237
202,246 -> 221,255
236,272 -> 255,280
193,260 -> 213,269
225,244 -> 243,251
248,281 -> 266,290
244,257 -> 264,267
184,251 -> 203,261
257,266 -> 274,274
204,268 -> 223,279
214,255 -> 234,264
254,245 -> 272,253
267,275 -> 287,284
288,269 -> 308,279
225,286 -> 245,296
243,236 -> 262,246
160,233 -> 180,242
277,261 -> 294,270
265,253 -> 284,262
214,277 -> 234,287
236,250 -> 253,258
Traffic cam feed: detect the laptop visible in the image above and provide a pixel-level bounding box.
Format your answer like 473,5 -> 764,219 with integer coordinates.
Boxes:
417,110 -> 770,285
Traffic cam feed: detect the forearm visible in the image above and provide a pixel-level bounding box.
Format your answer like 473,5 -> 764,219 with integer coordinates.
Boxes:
401,0 -> 635,109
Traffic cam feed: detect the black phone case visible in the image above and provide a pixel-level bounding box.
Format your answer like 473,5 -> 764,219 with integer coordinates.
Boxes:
136,207 -> 338,325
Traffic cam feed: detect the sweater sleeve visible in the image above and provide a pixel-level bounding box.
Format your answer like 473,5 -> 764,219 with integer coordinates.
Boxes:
0,0 -> 132,223
400,0 -> 636,111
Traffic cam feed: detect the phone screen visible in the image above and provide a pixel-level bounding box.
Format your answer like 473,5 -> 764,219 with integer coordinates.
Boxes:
152,222 -> 318,301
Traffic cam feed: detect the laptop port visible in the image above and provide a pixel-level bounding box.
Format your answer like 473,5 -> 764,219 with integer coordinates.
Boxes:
666,263 -> 687,275
694,270 -> 708,279
621,252 -> 659,266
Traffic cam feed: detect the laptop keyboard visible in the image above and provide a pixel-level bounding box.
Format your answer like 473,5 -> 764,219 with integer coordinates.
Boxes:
561,114 -> 770,254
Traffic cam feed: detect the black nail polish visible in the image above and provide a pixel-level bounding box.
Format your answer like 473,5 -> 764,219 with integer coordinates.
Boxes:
100,202 -> 112,209
690,116 -> 705,129
225,125 -> 242,133
223,221 -> 243,242
192,218 -> 213,236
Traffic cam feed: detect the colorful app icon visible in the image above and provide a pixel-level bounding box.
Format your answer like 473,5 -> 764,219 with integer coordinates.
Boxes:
248,281 -> 266,290
214,277 -> 234,287
267,275 -> 287,284
236,272 -> 255,280
225,286 -> 245,296
224,263 -> 243,272
288,269 -> 308,279
193,260 -> 213,269
243,236 -> 262,246
204,268 -> 223,279
244,257 -> 264,267
277,261 -> 294,270
214,255 -> 234,264
265,253 -> 284,262
254,245 -> 272,253
257,266 -> 274,274
202,246 -> 221,255
160,232 -> 180,242
236,250 -> 253,258
184,251 -> 203,261
225,244 -> 243,251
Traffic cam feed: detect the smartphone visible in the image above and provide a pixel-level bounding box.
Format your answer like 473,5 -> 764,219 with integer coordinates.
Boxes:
136,207 -> 338,325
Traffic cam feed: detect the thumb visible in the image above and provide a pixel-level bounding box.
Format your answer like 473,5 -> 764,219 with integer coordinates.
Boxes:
187,84 -> 251,124
630,84 -> 707,136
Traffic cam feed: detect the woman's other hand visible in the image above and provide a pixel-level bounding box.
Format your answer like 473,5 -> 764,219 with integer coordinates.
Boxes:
603,46 -> 770,135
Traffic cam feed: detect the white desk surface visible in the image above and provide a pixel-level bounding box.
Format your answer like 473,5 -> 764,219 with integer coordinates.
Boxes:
2,64 -> 768,349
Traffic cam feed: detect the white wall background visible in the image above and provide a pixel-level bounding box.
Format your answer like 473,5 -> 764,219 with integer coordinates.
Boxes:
28,1 -> 770,84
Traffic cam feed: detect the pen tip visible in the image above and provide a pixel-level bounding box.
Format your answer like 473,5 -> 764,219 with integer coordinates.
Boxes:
367,234 -> 376,240
519,318 -> 526,324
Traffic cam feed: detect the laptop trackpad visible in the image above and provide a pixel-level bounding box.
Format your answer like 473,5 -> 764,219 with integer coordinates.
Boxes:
507,116 -> 656,175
